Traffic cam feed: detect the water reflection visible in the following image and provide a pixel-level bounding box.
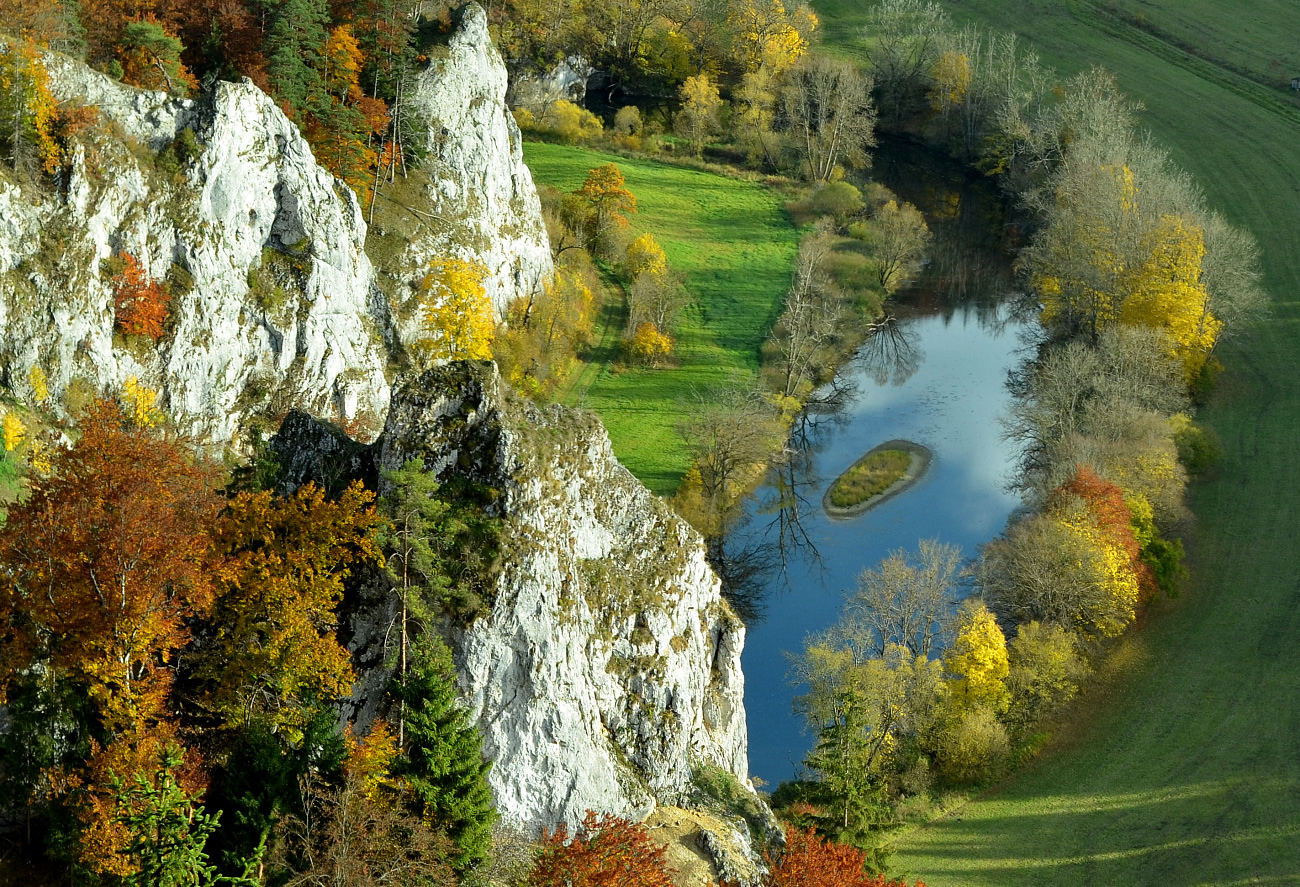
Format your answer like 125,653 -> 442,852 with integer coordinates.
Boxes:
726,139 -> 1031,785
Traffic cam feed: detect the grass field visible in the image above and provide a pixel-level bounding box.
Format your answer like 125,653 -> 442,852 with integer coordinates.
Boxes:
807,1 -> 1300,884
522,143 -> 800,494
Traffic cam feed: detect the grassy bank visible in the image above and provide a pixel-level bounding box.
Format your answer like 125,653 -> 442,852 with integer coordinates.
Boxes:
806,1 -> 1300,884
522,143 -> 801,494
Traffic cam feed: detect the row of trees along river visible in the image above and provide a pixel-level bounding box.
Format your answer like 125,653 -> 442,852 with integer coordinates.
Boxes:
724,137 -> 1032,786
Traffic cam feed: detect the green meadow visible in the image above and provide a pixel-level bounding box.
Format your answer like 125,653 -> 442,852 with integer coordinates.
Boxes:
806,1 -> 1300,883
522,143 -> 801,494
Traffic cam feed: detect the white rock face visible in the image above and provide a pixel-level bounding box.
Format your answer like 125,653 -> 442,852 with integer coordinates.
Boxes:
0,69 -> 391,443
397,3 -> 553,325
378,365 -> 752,833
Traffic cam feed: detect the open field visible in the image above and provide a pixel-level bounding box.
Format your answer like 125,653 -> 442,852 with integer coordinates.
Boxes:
522,143 -> 800,494
809,1 -> 1300,884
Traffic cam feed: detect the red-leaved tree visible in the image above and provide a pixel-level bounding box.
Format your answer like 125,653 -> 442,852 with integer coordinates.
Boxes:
1051,464 -> 1156,599
763,827 -> 926,887
113,251 -> 171,341
526,811 -> 676,887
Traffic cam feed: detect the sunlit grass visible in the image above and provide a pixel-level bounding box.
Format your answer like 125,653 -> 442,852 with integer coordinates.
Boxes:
523,142 -> 801,493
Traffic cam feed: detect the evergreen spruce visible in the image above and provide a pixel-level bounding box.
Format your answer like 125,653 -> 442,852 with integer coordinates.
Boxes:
263,0 -> 329,119
391,637 -> 496,874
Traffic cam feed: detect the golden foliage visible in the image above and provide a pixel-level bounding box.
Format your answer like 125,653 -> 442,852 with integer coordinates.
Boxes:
199,481 -> 380,733
931,50 -> 972,110
0,38 -> 60,173
121,376 -> 163,429
943,602 -> 1010,714
420,257 -> 495,361
727,0 -> 818,75
1,410 -> 24,452
28,364 -> 49,403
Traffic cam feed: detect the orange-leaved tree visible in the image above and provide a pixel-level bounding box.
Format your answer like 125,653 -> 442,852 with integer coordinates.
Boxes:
574,163 -> 636,256
193,481 -> 381,733
763,826 -> 925,887
0,396 -> 221,734
526,811 -> 677,887
113,251 -> 172,341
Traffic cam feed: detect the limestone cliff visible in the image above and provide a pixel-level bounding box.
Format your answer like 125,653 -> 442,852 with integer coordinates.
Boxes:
0,2 -> 552,443
383,2 -> 553,336
375,364 -> 751,831
3,63 -> 391,444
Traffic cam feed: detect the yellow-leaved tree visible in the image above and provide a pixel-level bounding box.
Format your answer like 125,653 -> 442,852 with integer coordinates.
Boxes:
930,50 -> 972,113
727,0 -> 819,76
943,601 -> 1010,714
420,258 -> 494,361
1120,214 -> 1220,382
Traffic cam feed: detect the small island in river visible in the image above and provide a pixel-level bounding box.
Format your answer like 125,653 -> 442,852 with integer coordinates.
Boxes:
823,439 -> 932,519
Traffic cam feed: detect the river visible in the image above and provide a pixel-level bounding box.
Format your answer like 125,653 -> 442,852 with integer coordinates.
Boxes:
725,142 -> 1035,787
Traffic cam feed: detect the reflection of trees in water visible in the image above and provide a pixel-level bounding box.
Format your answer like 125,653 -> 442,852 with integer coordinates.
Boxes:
711,408 -> 844,623
855,315 -> 921,387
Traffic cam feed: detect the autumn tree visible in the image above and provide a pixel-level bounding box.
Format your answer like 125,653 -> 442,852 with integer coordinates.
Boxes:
780,54 -> 877,182
1003,620 -> 1089,735
0,397 -> 220,736
574,163 -> 637,257
0,38 -> 60,175
941,601 -> 1009,713
727,0 -> 818,77
192,481 -> 380,732
526,811 -> 677,887
390,637 -> 496,873
793,642 -> 945,845
419,257 -> 495,362
116,20 -> 197,95
762,826 -> 925,886
675,73 -> 723,156
495,264 -> 596,397
113,251 -> 173,341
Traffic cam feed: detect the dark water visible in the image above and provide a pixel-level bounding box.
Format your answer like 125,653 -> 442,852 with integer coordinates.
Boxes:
727,143 -> 1033,786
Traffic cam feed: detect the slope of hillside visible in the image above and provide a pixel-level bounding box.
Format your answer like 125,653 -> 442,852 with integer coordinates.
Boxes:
803,1 -> 1300,883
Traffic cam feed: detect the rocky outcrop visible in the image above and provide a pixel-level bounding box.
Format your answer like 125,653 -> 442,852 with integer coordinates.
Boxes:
0,3 -> 552,444
0,65 -> 391,444
507,55 -> 593,111
372,364 -> 753,833
392,3 -> 553,328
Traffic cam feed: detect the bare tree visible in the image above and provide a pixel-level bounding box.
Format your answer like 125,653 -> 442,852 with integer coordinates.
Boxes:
863,0 -> 949,122
780,54 -> 877,182
832,539 -> 964,660
773,226 -> 842,397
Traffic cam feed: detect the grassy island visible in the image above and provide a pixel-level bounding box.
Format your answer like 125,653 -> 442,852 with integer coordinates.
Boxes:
823,440 -> 931,518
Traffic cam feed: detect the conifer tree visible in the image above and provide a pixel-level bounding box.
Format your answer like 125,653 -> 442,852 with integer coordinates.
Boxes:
263,0 -> 329,119
391,637 -> 496,874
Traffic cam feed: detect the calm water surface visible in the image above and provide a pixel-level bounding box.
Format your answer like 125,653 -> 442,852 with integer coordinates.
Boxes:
730,143 -> 1033,785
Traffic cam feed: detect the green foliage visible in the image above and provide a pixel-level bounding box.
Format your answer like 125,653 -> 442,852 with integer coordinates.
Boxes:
111,745 -> 239,887
524,142 -> 800,493
1171,416 -> 1224,475
390,637 -> 495,873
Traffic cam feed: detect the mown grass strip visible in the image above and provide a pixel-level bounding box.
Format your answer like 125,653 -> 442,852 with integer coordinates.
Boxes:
523,142 -> 801,494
